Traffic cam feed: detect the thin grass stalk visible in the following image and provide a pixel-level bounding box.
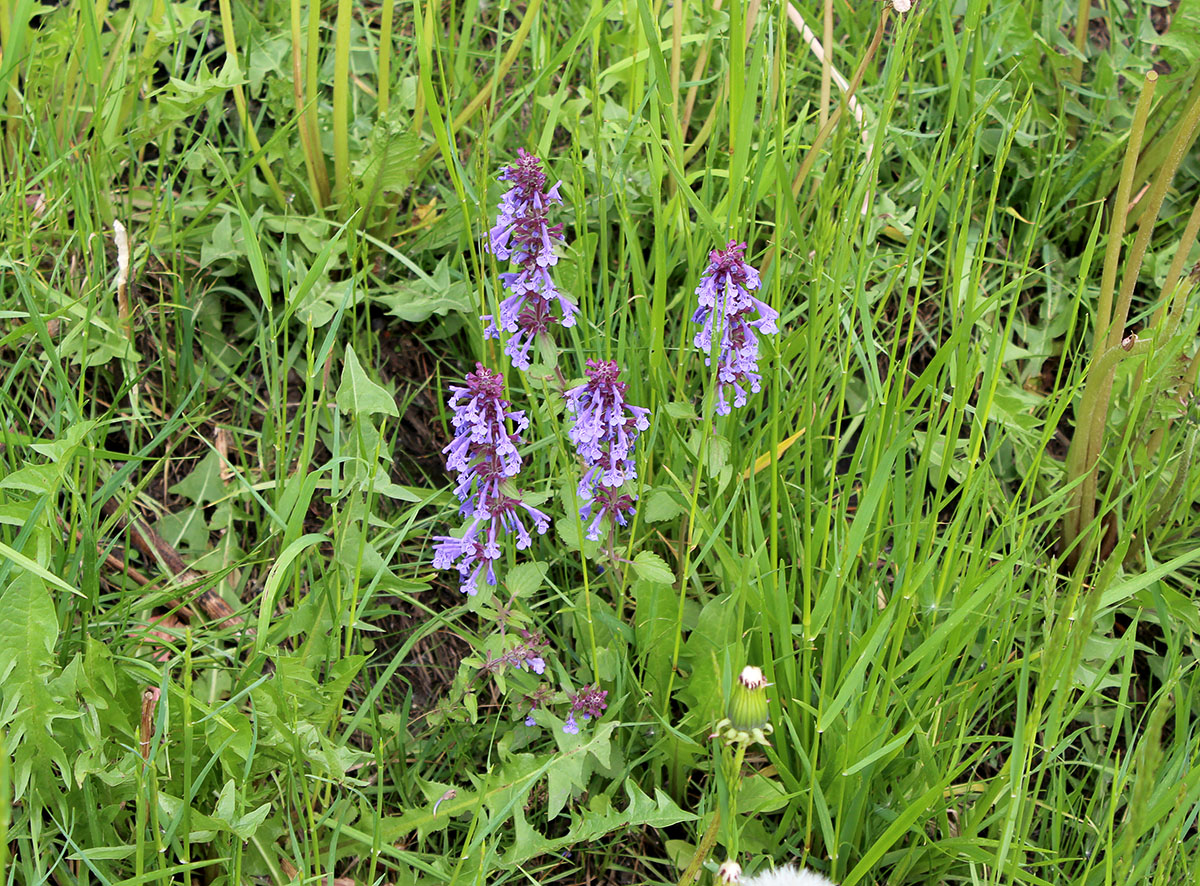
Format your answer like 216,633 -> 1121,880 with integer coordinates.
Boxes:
1127,73 -> 1200,224
291,0 -> 328,208
676,807 -> 722,886
0,737 -> 9,876
790,7 -> 889,199
217,0 -> 287,208
1071,0 -> 1090,85
1090,69 -> 1200,205
332,0 -> 353,200
0,0 -> 21,162
682,82 -> 725,166
416,0 -> 545,168
1082,80 -> 1200,502
305,0 -> 323,194
681,0 -> 722,134
116,0 -> 169,136
765,0 -> 786,740
1062,72 -> 1155,553
1157,192 -> 1200,335
1107,82 -> 1200,354
1063,336 -> 1153,553
819,0 -> 831,128
378,0 -> 395,115
1091,73 -> 1155,358
670,0 -> 683,120
55,7 -> 87,147
1132,189 -> 1200,427
728,0 -> 743,156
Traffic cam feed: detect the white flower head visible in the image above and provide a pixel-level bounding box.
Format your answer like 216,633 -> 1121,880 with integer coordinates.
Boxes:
717,860 -> 743,884
742,865 -> 836,886
738,665 -> 768,690
890,0 -> 912,12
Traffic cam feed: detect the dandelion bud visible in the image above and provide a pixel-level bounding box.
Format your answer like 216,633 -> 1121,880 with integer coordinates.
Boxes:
711,665 -> 773,746
717,860 -> 743,884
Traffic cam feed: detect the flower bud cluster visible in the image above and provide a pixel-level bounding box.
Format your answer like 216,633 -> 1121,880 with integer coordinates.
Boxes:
485,149 -> 579,369
564,359 -> 650,539
692,241 -> 780,415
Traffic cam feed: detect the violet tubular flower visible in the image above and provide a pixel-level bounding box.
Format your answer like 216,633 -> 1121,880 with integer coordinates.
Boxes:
564,360 -> 650,540
433,363 -> 549,595
484,150 -> 579,370
692,241 -> 780,415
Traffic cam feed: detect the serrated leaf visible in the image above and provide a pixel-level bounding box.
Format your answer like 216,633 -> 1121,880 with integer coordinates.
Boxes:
632,550 -> 675,585
506,561 -> 549,597
545,721 -> 616,819
644,487 -> 686,523
503,782 -> 695,866
336,345 -> 399,417
555,516 -> 588,555
0,575 -> 74,794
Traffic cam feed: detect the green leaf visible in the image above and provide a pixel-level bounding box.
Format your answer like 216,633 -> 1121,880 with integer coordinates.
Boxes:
644,487 -> 686,523
230,801 -> 272,839
634,578 -> 677,698
0,575 -> 75,794
707,434 -> 730,478
505,561 -> 549,597
0,463 -> 58,493
336,345 -> 399,417
632,550 -> 675,585
168,450 -> 226,505
373,257 -> 474,322
503,782 -> 695,866
663,400 -> 697,420
29,419 -> 96,461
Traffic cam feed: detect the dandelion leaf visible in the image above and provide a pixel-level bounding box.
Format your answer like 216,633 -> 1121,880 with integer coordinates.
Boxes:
0,575 -> 77,795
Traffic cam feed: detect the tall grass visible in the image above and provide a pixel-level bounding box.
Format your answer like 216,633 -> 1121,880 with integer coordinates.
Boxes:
0,0 -> 1197,884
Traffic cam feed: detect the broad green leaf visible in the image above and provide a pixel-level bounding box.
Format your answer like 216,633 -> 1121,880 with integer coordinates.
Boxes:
643,487 -> 686,523
336,345 -> 399,417
505,561 -> 549,598
373,257 -> 473,322
632,550 -> 674,585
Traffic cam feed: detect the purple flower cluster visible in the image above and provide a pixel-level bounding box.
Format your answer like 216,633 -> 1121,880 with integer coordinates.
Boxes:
562,684 -> 609,734
433,364 -> 550,595
692,241 -> 780,415
564,360 -> 650,539
483,630 -> 548,676
485,150 -> 579,369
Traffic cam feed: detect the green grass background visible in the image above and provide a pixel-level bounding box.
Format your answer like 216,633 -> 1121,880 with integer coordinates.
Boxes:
0,0 -> 1199,883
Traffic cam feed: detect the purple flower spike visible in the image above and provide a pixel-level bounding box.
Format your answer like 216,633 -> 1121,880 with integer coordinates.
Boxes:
484,150 -> 578,369
691,241 -> 780,415
433,363 -> 548,594
564,360 -> 650,537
